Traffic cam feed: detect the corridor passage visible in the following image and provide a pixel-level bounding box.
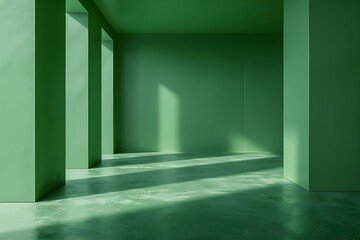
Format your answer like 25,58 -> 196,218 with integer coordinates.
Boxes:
0,153 -> 360,239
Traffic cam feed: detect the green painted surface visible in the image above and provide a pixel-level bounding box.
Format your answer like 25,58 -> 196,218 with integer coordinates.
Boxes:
79,0 -> 117,40
119,34 -> 283,153
0,0 -> 36,202
309,0 -> 360,191
69,1 -> 127,156
66,13 -> 89,169
65,0 -> 117,168
35,0 -> 66,200
245,36 -> 283,154
94,0 -> 283,34
66,0 -> 86,12
101,40 -> 114,154
113,35 -> 122,153
102,28 -> 112,41
283,0 -> 310,190
88,12 -> 102,167
284,0 -> 360,191
0,0 -> 66,202
2,153 -> 360,239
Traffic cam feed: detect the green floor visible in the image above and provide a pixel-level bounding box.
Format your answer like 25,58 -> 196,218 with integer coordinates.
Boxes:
0,153 -> 360,239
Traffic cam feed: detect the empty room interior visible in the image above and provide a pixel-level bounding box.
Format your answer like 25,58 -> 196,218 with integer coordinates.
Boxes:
1,0 -> 360,239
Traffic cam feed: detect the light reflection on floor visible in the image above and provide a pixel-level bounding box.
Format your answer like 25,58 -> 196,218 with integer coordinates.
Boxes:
0,152 -> 360,240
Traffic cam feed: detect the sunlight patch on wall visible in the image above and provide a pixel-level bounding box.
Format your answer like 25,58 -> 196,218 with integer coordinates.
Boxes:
228,133 -> 244,152
159,84 -> 180,152
284,126 -> 309,189
66,12 -> 89,168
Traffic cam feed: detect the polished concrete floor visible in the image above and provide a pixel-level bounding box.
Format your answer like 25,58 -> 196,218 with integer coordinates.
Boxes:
1,152 -> 360,240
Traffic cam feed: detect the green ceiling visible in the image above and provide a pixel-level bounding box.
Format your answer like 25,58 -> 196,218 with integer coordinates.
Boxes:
93,0 -> 283,34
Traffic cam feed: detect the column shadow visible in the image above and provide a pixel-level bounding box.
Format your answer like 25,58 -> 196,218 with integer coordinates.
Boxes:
97,152 -> 251,168
4,184 -> 360,240
44,156 -> 282,201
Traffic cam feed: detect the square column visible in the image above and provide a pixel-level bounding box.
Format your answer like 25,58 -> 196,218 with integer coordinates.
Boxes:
0,0 -> 65,202
284,0 -> 360,191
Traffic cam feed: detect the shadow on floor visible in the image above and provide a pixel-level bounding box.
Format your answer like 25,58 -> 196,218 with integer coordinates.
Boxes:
44,156 -> 281,201
97,152 -> 253,168
3,184 -> 360,240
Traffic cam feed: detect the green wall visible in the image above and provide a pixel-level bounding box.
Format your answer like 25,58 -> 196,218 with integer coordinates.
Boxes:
114,35 -> 122,153
88,12 -> 102,167
66,12 -> 89,168
35,0 -> 66,200
284,0 -> 310,190
309,0 -> 360,191
66,0 -> 117,168
245,36 -> 283,153
102,40 -> 114,154
78,0 -> 117,167
0,0 -> 36,202
284,0 -> 360,191
0,0 -> 65,202
0,0 -> 117,201
117,34 -> 283,154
